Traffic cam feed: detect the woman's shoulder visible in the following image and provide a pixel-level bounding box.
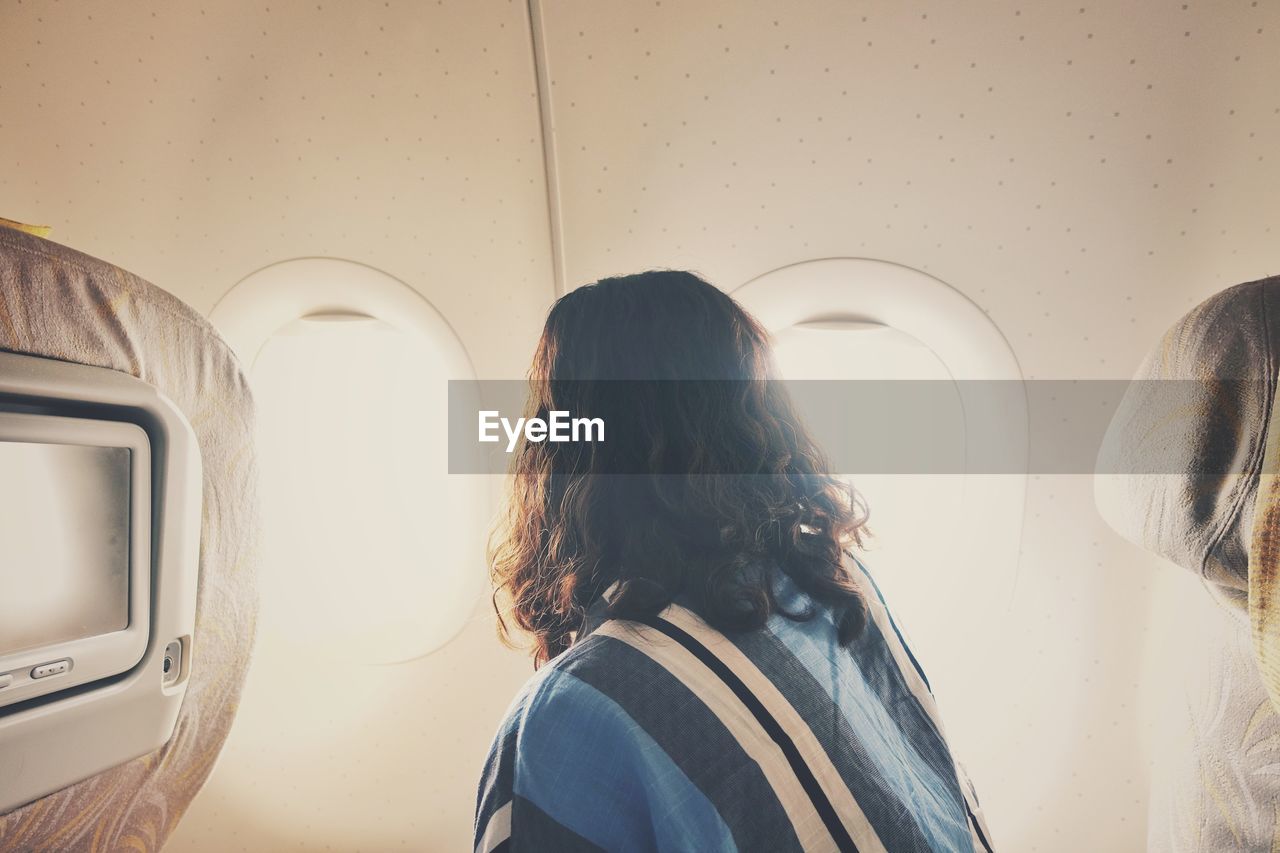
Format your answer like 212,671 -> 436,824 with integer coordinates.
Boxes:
503,634 -> 615,712
490,555 -> 898,751
498,626 -> 673,734
486,610 -> 751,776
475,629 -> 722,851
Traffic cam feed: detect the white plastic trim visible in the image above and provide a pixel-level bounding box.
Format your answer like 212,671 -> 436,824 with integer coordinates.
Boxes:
0,352 -> 201,814
731,256 -> 1028,603
733,257 -> 1023,383
211,257 -> 476,378
209,258 -> 485,659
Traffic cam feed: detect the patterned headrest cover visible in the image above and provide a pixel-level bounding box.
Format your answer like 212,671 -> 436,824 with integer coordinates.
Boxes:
0,226 -> 259,851
1097,274 -> 1280,709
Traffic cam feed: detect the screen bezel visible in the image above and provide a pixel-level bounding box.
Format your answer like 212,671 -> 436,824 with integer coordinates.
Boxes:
0,412 -> 151,708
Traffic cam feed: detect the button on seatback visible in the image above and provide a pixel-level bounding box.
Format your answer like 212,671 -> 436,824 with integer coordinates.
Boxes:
31,660 -> 71,679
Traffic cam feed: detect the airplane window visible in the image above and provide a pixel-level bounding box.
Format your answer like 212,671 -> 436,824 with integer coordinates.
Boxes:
734,258 -> 1027,816
210,259 -> 486,664
769,321 -> 968,677
196,260 -> 487,842
252,313 -> 475,662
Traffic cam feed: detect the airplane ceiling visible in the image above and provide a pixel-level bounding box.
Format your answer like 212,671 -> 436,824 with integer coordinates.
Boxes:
3,1 -> 1275,380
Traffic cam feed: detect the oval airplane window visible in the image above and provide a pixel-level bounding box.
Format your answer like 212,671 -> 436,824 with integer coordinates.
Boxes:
212,258 -> 485,663
734,258 -> 1028,818
769,321 -> 968,658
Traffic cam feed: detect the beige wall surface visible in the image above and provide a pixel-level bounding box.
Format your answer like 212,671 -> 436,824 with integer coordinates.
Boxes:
2,0 -> 1279,850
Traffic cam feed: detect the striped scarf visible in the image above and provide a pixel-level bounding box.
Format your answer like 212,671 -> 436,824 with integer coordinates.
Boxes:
475,558 -> 992,852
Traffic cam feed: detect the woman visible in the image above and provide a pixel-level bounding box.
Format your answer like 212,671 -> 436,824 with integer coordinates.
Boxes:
474,270 -> 991,853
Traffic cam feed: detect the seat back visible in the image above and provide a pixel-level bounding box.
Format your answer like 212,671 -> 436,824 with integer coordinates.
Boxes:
0,225 -> 259,851
1097,275 -> 1280,849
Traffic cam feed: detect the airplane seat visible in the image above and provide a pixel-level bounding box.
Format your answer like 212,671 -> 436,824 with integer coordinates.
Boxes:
1096,274 -> 1280,849
0,223 -> 259,851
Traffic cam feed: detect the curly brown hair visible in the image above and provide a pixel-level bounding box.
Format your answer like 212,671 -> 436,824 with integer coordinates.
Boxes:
489,270 -> 869,666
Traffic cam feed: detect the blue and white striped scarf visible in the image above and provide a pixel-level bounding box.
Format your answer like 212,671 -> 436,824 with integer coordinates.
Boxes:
475,557 -> 992,852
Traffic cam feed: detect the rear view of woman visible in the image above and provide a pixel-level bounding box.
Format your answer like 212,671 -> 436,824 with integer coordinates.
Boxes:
474,271 -> 991,853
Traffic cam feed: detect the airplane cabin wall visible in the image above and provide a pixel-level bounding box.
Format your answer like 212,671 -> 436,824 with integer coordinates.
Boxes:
2,1 -> 1279,851
538,2 -> 1279,851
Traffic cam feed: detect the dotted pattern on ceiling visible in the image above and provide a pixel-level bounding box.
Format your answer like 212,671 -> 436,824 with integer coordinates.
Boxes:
540,0 -> 1279,379
0,0 -> 554,379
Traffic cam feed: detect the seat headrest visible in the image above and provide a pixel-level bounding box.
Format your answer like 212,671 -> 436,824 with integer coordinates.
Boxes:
1097,276 -> 1280,609
0,227 -> 260,851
